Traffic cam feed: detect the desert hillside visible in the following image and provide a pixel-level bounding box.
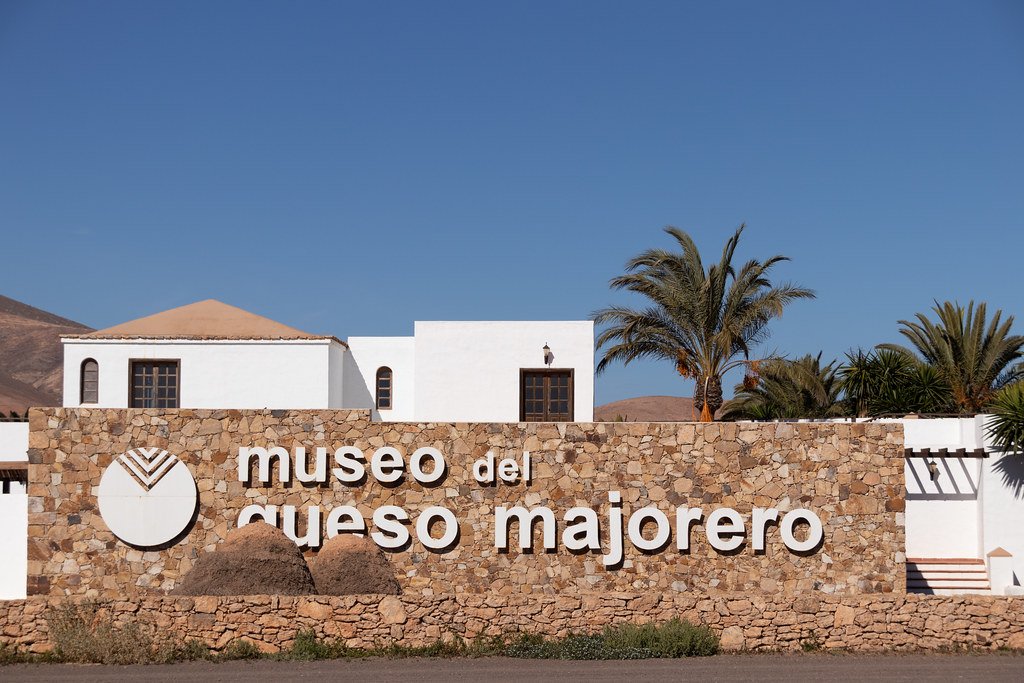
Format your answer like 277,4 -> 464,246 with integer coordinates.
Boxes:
0,294 -> 93,413
594,395 -> 697,422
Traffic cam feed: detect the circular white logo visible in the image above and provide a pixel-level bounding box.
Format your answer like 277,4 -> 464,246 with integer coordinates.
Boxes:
97,447 -> 198,547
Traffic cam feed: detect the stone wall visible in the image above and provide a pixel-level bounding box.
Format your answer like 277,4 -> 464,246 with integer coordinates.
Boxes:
2,594 -> 1023,653
27,408 -> 905,598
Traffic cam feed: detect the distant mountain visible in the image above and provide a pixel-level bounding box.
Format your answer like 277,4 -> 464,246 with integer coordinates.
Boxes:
0,295 -> 93,413
594,395 -> 697,422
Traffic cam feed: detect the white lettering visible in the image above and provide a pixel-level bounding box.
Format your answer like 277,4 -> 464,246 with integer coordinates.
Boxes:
371,447 -> 404,484
752,508 -> 779,552
237,504 -> 278,526
325,505 -> 366,538
780,508 -> 824,553
706,508 -> 745,552
602,491 -> 623,567
562,507 -> 601,551
410,447 -> 446,485
627,506 -> 671,551
494,506 -> 557,551
416,506 -> 459,550
371,505 -> 410,549
332,446 -> 365,483
238,446 -> 290,484
294,447 -> 328,484
676,507 -> 704,551
472,451 -> 495,484
282,504 -> 321,548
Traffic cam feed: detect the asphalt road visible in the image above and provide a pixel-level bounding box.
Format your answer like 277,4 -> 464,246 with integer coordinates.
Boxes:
3,654 -> 1023,682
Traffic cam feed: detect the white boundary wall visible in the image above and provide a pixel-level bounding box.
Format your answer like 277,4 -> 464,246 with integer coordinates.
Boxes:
899,416 -> 1024,592
0,422 -> 28,599
0,422 -> 28,462
902,418 -> 985,559
0,494 -> 26,599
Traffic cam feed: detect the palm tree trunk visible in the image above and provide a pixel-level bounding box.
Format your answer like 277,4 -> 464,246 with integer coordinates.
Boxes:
694,374 -> 723,421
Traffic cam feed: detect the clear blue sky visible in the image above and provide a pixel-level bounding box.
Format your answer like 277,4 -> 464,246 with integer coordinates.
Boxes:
2,1 -> 1022,404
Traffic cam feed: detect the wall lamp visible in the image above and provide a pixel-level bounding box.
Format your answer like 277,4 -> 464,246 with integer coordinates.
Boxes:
543,343 -> 553,367
927,459 -> 940,481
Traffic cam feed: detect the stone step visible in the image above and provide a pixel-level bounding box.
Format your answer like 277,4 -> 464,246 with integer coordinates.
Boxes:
905,557 -> 990,595
907,571 -> 988,581
907,585 -> 991,595
906,557 -> 984,565
907,562 -> 988,573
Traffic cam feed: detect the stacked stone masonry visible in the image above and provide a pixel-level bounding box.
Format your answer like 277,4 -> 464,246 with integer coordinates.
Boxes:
2,594 -> 1023,653
28,408 -> 905,598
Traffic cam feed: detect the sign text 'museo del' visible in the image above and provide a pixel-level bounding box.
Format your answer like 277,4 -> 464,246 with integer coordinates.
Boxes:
236,443 -> 824,567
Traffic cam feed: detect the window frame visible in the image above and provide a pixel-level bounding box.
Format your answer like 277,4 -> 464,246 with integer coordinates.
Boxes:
519,368 -> 574,422
128,359 -> 181,409
80,358 -> 99,404
375,366 -> 393,410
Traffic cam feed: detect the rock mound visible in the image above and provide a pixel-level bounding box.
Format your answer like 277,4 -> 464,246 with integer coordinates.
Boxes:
172,522 -> 315,595
308,534 -> 400,595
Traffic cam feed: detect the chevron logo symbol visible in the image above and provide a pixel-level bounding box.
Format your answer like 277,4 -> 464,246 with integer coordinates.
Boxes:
97,446 -> 198,548
117,448 -> 180,491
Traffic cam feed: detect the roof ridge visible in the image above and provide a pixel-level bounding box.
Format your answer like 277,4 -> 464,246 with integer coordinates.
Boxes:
84,299 -> 333,342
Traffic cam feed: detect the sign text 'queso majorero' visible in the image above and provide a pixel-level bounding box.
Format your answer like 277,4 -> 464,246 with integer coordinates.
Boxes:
236,443 -> 824,568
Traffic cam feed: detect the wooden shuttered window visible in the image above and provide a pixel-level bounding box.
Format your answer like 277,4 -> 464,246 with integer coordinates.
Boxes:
376,367 -> 393,410
130,360 -> 180,409
80,359 -> 99,404
520,369 -> 573,422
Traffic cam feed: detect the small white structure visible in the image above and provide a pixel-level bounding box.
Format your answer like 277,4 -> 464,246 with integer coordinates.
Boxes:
61,300 -> 595,422
900,416 -> 1024,595
0,421 -> 28,599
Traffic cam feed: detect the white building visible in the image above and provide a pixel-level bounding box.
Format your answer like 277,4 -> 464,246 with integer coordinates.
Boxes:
899,416 -> 1024,596
60,299 -> 595,422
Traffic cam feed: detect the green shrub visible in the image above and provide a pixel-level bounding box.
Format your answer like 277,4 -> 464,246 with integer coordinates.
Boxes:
800,632 -> 823,652
0,643 -> 33,665
47,603 -> 168,665
218,639 -> 263,661
281,629 -> 357,661
601,618 -> 719,658
497,619 -> 718,660
29,608 -> 718,664
376,636 -> 469,658
171,639 -> 212,661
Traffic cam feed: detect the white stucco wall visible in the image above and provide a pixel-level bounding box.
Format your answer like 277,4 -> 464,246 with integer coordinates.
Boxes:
902,418 -> 984,559
979,415 -> 1024,589
0,493 -> 27,599
0,423 -> 28,599
412,321 -> 594,423
343,337 -> 416,421
898,415 -> 1024,589
0,423 -> 29,462
62,339 -> 345,410
327,341 -> 347,409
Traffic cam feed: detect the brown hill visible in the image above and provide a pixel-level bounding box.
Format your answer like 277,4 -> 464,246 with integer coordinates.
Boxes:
594,395 -> 698,422
0,294 -> 93,413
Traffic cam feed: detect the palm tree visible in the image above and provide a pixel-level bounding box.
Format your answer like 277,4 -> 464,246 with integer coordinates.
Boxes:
878,301 -> 1024,414
593,225 -> 815,421
838,348 -> 952,417
986,382 -> 1024,454
720,353 -> 844,420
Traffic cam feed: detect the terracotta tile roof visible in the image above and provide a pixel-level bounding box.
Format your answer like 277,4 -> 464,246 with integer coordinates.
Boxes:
61,300 -> 345,345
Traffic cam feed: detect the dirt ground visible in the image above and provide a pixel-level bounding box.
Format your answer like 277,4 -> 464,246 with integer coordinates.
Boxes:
3,653 -> 1022,682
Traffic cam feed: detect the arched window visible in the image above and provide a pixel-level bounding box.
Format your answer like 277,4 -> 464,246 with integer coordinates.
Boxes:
375,367 -> 393,410
80,359 -> 99,404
